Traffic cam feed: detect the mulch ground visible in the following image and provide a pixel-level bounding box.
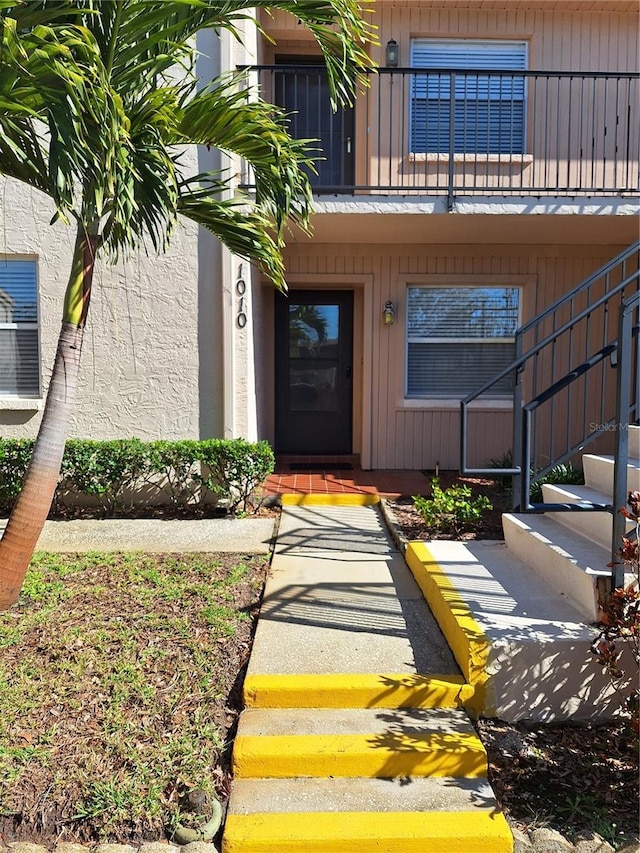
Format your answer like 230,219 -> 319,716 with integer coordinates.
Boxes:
477,718 -> 639,846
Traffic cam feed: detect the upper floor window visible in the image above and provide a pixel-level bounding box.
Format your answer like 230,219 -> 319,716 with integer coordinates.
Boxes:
406,285 -> 520,398
0,258 -> 40,396
410,39 -> 528,155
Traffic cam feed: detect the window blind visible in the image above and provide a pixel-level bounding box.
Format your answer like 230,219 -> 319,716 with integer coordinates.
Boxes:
406,286 -> 519,398
410,39 -> 527,155
0,259 -> 40,396
407,287 -> 520,338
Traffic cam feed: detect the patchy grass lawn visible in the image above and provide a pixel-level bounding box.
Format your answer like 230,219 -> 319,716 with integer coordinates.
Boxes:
0,551 -> 269,845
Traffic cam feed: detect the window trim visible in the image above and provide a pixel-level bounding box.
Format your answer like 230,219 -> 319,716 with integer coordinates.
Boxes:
404,278 -> 525,402
0,256 -> 42,400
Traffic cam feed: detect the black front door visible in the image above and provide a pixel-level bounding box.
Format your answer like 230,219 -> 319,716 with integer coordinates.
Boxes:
275,290 -> 353,454
274,61 -> 355,191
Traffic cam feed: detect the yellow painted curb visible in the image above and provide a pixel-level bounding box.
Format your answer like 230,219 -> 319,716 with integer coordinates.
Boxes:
223,810 -> 513,853
280,493 -> 380,506
232,732 -> 488,779
406,542 -> 493,716
243,673 -> 474,709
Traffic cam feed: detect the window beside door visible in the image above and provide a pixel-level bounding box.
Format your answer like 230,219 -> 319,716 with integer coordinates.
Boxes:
406,285 -> 520,398
0,258 -> 40,397
410,39 -> 528,155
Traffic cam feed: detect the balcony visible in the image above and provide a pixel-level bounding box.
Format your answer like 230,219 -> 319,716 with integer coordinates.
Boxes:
241,66 -> 640,204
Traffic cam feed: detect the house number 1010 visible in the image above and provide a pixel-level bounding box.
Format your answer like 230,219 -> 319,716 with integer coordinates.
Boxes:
236,265 -> 247,328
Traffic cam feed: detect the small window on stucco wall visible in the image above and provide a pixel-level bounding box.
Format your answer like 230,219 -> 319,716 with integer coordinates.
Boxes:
406,285 -> 520,398
410,39 -> 528,155
0,258 -> 40,396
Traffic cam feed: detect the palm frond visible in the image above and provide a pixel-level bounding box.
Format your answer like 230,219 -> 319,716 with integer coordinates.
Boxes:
250,1 -> 375,107
178,188 -> 286,289
0,0 -> 373,268
176,73 -> 314,236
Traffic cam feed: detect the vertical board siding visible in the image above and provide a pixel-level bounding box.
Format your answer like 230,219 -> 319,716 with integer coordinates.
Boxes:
261,4 -> 638,195
281,243 -> 625,470
382,5 -> 637,72
261,5 -> 636,468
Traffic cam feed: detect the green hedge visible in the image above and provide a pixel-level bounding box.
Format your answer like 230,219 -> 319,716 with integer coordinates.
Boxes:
0,437 -> 275,516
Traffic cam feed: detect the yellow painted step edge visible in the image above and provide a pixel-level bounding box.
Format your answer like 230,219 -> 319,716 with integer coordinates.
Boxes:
232,732 -> 488,779
243,672 -> 475,709
281,493 -> 380,506
406,542 -> 493,716
223,810 -> 513,853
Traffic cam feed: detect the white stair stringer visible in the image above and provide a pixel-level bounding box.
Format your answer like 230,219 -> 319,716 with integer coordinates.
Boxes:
502,513 -> 610,621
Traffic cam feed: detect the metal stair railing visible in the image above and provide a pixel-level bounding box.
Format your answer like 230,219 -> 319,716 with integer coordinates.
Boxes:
612,289 -> 640,587
460,242 -> 640,585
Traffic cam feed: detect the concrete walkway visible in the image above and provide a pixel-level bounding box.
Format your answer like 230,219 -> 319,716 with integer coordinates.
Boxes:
0,517 -> 276,554
223,498 -> 513,853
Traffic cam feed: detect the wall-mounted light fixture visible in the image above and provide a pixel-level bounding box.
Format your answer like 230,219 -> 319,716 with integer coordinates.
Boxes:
382,300 -> 395,326
385,39 -> 399,68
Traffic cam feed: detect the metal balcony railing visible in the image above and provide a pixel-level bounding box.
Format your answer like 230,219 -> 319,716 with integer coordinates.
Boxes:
241,66 -> 640,203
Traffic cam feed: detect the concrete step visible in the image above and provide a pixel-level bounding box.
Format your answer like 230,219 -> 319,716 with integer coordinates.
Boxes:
406,540 -> 623,722
502,512 -> 610,620
223,778 -> 512,853
232,707 -> 488,779
541,482 -> 626,549
583,452 -> 640,495
243,672 -> 474,709
224,812 -> 511,853
227,775 -> 498,814
223,496 -> 513,853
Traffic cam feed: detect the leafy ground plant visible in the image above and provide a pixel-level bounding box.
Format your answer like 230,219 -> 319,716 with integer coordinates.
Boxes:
413,476 -> 493,536
0,551 -> 269,844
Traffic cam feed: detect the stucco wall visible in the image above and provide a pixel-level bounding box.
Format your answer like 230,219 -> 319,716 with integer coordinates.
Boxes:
0,172 -> 201,440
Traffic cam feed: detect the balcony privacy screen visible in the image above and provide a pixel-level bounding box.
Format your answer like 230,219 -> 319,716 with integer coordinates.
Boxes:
406,286 -> 519,397
0,259 -> 39,396
410,40 -> 527,154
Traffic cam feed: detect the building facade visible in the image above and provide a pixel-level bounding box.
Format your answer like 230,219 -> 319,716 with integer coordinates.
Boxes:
1,0 -> 638,470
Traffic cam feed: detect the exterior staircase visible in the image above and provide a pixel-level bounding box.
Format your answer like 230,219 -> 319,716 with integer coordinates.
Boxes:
406,425 -> 639,723
222,436 -> 638,850
222,498 -> 513,853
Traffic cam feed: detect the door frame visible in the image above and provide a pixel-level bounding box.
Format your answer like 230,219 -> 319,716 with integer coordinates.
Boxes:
266,275 -> 374,466
274,289 -> 354,454
274,55 -> 355,192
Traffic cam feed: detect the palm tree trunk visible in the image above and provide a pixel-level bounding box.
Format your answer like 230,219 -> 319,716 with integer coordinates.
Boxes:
0,224 -> 98,610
